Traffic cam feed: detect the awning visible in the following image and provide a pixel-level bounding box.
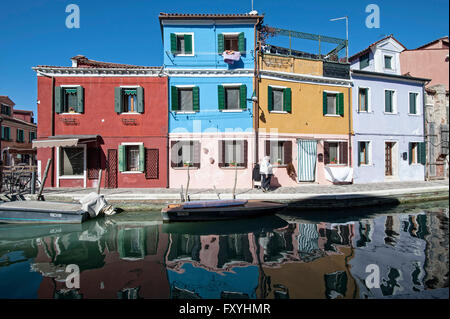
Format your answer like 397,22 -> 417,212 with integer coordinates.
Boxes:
5,147 -> 37,154
32,135 -> 99,149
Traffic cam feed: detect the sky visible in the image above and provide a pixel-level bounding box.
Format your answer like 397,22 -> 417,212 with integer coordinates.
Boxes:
0,0 -> 448,119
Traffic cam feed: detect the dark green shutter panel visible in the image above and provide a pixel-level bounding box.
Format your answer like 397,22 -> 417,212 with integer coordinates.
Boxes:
184,34 -> 193,54
284,88 -> 292,113
409,93 -> 416,114
118,145 -> 126,172
323,91 -> 327,115
171,86 -> 179,111
240,85 -> 247,109
192,86 -> 199,111
217,33 -> 224,54
419,142 -> 426,165
385,91 -> 392,112
357,142 -> 361,166
139,144 -> 145,172
114,87 -> 123,113
408,143 -> 413,165
136,87 -> 144,113
76,86 -> 84,113
364,88 -> 369,110
170,33 -> 177,54
338,93 -> 344,116
55,86 -> 63,114
268,86 -> 273,111
218,85 -> 225,110
238,32 -> 245,53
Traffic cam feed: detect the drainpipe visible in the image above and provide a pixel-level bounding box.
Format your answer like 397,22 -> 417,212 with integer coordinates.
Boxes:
254,18 -> 261,167
348,82 -> 352,168
423,81 -> 430,181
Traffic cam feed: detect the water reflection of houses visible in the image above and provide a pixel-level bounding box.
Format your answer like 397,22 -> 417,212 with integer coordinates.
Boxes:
28,221 -> 170,299
349,212 -> 447,298
164,221 -> 358,299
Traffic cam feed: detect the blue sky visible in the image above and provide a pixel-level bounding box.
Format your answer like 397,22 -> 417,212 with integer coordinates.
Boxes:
0,0 -> 448,118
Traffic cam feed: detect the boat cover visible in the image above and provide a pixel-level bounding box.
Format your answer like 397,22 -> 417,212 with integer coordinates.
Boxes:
79,192 -> 116,218
182,199 -> 248,209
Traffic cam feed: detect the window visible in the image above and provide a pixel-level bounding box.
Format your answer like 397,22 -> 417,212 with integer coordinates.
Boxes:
323,92 -> 344,116
115,87 -> 144,114
218,85 -> 247,111
266,140 -> 292,165
1,104 -> 11,116
217,33 -> 245,54
324,141 -> 348,165
359,53 -> 370,69
16,129 -> 24,143
358,141 -> 370,165
55,86 -> 84,114
118,144 -> 145,172
409,92 -> 418,114
29,131 -> 36,142
384,56 -> 393,69
268,86 -> 292,113
219,140 -> 247,168
385,90 -> 395,113
170,86 -> 199,112
1,126 -> 10,141
60,147 -> 84,176
409,142 -> 426,165
358,88 -> 369,112
171,141 -> 200,168
170,33 -> 193,55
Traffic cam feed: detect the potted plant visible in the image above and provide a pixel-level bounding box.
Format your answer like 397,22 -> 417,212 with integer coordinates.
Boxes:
330,157 -> 337,164
183,161 -> 192,167
229,161 -> 237,167
276,158 -> 282,165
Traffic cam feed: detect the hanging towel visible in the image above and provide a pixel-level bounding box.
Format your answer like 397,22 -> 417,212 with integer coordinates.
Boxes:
324,166 -> 353,183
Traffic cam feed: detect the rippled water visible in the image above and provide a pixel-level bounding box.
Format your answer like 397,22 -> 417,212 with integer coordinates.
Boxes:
0,201 -> 448,299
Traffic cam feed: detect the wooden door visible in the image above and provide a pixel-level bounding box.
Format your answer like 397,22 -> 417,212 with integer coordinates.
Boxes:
385,142 -> 393,176
106,149 -> 118,188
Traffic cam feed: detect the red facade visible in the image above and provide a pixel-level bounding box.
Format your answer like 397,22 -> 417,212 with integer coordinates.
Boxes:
36,69 -> 168,188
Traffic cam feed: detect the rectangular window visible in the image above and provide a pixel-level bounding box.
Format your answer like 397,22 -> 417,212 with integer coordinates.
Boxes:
384,56 -> 392,69
122,89 -> 137,113
64,88 -> 78,113
268,86 -> 292,113
1,104 -> 11,116
324,141 -> 348,165
358,141 -> 370,165
171,86 -> 199,112
329,142 -> 339,164
29,131 -> 36,141
272,89 -> 284,111
224,34 -> 239,51
409,92 -> 418,114
126,145 -> 140,172
60,147 -> 84,176
327,94 -> 337,115
171,141 -> 200,168
323,92 -> 344,116
270,142 -> 285,165
1,126 -> 10,141
225,87 -> 241,110
16,129 -> 24,143
171,33 -> 193,55
359,53 -> 370,69
179,88 -> 194,111
223,140 -> 244,167
358,88 -> 368,112
114,87 -> 144,114
385,90 -> 395,113
410,142 -> 418,164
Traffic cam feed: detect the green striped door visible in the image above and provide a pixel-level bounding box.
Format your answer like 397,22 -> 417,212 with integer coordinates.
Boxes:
298,140 -> 317,182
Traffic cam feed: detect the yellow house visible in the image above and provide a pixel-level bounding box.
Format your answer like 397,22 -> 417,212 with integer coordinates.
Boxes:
256,52 -> 353,185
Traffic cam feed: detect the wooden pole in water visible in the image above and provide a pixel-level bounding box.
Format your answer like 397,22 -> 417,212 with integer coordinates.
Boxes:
232,163 -> 238,200
185,163 -> 190,202
37,158 -> 52,201
96,169 -> 103,195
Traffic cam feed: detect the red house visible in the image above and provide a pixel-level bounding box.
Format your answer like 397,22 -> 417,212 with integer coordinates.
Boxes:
33,55 -> 168,188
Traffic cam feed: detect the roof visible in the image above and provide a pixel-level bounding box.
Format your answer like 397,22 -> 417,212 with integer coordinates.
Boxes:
36,55 -> 161,70
351,69 -> 431,83
0,96 -> 15,106
158,12 -> 264,20
13,109 -> 33,114
349,34 -> 407,62
414,36 -> 449,50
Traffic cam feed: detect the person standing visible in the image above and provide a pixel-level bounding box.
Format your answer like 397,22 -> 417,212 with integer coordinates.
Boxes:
259,156 -> 273,192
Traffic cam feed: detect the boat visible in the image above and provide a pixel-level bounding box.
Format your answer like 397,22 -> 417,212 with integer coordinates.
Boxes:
161,199 -> 287,222
0,192 -> 117,224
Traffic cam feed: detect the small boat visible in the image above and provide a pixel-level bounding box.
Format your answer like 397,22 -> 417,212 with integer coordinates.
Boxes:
161,199 -> 287,222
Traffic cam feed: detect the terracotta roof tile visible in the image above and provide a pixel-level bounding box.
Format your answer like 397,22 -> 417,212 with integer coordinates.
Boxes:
36,55 -> 161,69
159,12 -> 264,19
0,96 -> 15,106
349,34 -> 407,62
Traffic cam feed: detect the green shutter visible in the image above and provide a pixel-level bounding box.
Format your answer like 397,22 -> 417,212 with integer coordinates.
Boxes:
184,34 -> 193,55
267,86 -> 273,112
170,33 -> 177,54
171,86 -> 179,111
76,86 -> 84,113
136,87 -> 144,113
365,88 -> 369,110
338,93 -> 344,116
283,88 -> 292,113
55,86 -> 63,114
240,84 -> 247,109
385,91 -> 392,112
114,87 -> 123,113
409,93 -> 416,114
193,86 -> 199,111
217,33 -> 224,54
118,145 -> 126,172
139,144 -> 145,172
323,91 -> 328,115
408,143 -> 413,165
218,85 -> 225,110
238,32 -> 245,53
419,142 -> 426,165
357,142 -> 361,166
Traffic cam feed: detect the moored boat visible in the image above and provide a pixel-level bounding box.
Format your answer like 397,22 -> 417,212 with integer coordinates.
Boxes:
161,199 -> 287,222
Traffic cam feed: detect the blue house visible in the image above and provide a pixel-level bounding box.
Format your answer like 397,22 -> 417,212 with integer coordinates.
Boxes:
159,12 -> 264,189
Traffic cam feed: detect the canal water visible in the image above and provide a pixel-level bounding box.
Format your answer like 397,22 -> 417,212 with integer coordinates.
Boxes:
0,201 -> 448,299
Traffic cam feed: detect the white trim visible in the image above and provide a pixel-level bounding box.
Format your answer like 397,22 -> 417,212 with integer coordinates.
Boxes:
175,84 -> 196,88
120,142 -> 144,146
323,90 -> 341,94
357,86 -> 371,112
260,70 -> 353,86
119,85 -> 141,88
56,144 -> 87,188
221,83 -> 243,87
383,54 -> 395,71
119,112 -> 141,115
59,113 -> 82,115
220,109 -> 244,113
60,84 -> 81,88
357,140 -> 372,166
161,19 -> 259,26
221,32 -> 241,36
174,111 -> 197,114
121,171 -> 144,174
34,68 -> 161,77
173,32 -> 195,57
269,111 -> 288,114
268,84 -> 288,89
384,89 -> 397,114
165,68 -> 254,77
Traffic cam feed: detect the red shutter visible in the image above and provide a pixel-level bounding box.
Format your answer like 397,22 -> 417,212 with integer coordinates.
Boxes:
218,140 -> 225,168
265,140 -> 271,157
324,142 -> 330,164
339,142 -> 348,165
145,149 -> 159,179
284,141 -> 292,164
87,148 -> 100,179
193,141 -> 201,168
243,140 -> 248,168
171,141 -> 178,168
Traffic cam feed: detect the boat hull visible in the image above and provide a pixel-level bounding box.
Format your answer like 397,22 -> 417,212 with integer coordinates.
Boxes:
161,200 -> 287,222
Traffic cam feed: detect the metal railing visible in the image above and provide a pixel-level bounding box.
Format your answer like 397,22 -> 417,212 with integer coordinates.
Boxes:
0,165 -> 39,197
